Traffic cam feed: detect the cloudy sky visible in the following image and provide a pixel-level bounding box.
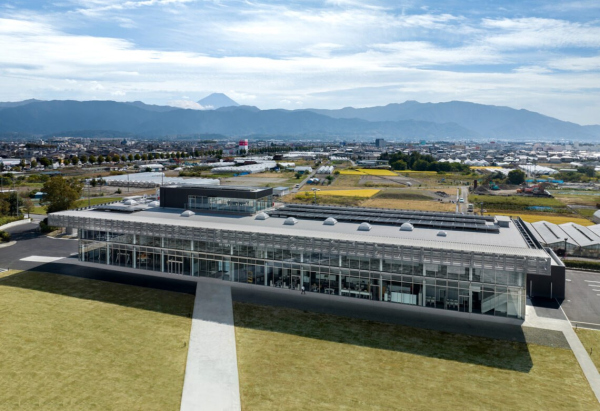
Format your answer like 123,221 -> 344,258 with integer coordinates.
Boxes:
1,0 -> 599,124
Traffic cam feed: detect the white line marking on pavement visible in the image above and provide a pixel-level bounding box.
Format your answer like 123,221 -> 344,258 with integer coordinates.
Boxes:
585,280 -> 600,283
20,256 -> 64,262
592,289 -> 600,292
574,321 -> 600,327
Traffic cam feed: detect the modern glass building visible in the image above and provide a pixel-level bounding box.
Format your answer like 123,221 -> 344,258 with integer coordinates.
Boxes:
49,186 -> 566,321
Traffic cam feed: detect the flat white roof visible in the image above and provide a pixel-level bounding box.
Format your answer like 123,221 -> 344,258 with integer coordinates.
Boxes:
52,206 -> 549,258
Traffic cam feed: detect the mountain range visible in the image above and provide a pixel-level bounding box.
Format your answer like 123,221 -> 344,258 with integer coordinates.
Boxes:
197,93 -> 240,109
0,95 -> 597,141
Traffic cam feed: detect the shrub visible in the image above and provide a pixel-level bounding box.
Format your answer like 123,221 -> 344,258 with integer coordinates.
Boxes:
564,260 -> 600,271
0,230 -> 10,242
39,217 -> 58,234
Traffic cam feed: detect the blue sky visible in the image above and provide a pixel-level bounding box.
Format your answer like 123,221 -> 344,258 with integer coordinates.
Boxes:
1,0 -> 599,124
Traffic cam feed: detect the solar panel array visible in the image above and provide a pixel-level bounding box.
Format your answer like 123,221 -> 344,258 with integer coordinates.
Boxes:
268,204 -> 500,233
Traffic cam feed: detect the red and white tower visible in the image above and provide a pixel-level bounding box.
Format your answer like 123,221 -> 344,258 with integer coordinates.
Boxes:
238,139 -> 249,154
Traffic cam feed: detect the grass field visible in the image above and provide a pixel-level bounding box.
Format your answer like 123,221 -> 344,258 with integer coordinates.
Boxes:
471,194 -> 565,209
316,189 -> 380,197
373,189 -> 433,201
576,328 -> 600,373
0,271 -> 193,410
331,174 -> 362,188
234,303 -> 599,411
362,198 -> 455,212
31,196 -> 123,215
283,193 -> 363,207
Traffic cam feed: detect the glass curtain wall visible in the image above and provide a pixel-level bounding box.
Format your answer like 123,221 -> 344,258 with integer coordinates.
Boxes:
188,195 -> 273,214
79,231 -> 526,319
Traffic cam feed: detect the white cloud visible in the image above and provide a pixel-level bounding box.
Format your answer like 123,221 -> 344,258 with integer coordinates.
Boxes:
482,18 -> 600,49
168,99 -> 210,110
1,2 -> 600,125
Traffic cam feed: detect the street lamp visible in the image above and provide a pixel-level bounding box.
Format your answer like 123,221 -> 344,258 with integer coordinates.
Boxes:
312,188 -> 320,204
564,238 -> 568,259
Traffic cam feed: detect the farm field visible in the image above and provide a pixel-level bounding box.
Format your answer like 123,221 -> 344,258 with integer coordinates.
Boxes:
339,169 -> 398,176
316,189 -> 380,198
234,303 -> 599,411
362,198 -> 455,212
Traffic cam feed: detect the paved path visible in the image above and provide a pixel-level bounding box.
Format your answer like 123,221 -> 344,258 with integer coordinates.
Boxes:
181,282 -> 241,411
524,299 -> 600,404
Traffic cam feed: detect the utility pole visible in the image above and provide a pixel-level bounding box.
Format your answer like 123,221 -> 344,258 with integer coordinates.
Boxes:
312,188 -> 320,204
12,179 -> 18,217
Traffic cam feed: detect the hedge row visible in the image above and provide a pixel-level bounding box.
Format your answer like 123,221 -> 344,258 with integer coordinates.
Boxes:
564,260 -> 600,271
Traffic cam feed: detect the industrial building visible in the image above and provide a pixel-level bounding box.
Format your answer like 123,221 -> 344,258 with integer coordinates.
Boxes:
527,220 -> 600,259
48,186 -> 566,321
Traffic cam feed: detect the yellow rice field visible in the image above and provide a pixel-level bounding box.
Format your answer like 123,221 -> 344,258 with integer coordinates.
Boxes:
316,189 -> 380,198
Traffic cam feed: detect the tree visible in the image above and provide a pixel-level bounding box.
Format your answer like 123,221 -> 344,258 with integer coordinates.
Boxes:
134,153 -> 141,161
391,160 -> 407,170
80,155 -> 88,164
63,158 -> 70,166
120,155 -> 126,162
507,169 -> 526,185
141,153 -> 148,161
30,159 -> 37,168
71,156 -> 79,165
97,155 -> 104,165
112,155 -> 120,163
39,157 -> 52,168
22,198 -> 34,218
40,176 -> 83,213
88,155 -> 96,164
578,166 -> 595,178
128,154 -> 134,162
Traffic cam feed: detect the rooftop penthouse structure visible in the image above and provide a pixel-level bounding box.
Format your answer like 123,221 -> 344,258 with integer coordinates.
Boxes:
49,185 -> 566,321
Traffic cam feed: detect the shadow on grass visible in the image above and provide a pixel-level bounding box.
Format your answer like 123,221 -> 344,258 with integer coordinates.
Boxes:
233,301 -> 536,373
0,264 -> 195,318
3,260 -> 536,373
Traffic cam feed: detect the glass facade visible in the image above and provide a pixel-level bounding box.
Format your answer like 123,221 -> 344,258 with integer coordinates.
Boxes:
187,194 -> 272,214
79,229 -> 526,319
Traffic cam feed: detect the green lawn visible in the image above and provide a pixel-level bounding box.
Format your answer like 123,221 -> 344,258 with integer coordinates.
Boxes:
73,196 -> 122,208
31,197 -> 123,214
0,271 -> 194,410
234,302 -> 599,411
576,328 -> 600,373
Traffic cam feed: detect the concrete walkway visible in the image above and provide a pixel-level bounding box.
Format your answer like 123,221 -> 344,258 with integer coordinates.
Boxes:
180,282 -> 241,411
524,300 -> 600,404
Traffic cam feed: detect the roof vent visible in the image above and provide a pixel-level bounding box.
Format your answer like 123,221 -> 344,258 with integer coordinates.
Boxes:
400,222 -> 414,232
284,217 -> 298,225
437,230 -> 447,237
255,212 -> 270,220
324,217 -> 338,225
181,210 -> 195,217
147,201 -> 160,207
358,222 -> 372,231
123,199 -> 138,206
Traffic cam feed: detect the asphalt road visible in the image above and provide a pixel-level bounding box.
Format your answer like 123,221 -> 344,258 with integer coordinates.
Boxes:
562,269 -> 600,330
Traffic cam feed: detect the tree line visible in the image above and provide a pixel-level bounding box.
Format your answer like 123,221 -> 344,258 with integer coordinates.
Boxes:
381,151 -> 471,172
